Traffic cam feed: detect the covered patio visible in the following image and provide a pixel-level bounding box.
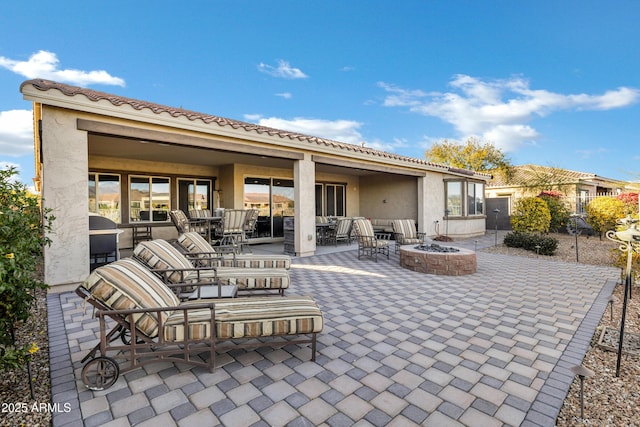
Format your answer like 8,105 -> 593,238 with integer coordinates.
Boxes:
20,79 -> 490,290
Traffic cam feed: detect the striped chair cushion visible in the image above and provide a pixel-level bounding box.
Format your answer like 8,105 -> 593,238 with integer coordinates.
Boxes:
134,239 -> 195,284
170,210 -> 190,233
189,209 -> 211,219
169,267 -> 289,290
223,257 -> 291,269
178,232 -> 215,266
214,268 -> 290,290
392,219 -> 418,240
80,259 -> 179,337
163,296 -> 323,341
353,219 -> 375,237
179,232 -> 291,269
223,210 -> 247,234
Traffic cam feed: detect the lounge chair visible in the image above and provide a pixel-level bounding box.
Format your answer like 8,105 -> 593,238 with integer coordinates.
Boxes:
178,231 -> 291,269
75,258 -> 323,390
352,218 -> 391,261
392,219 -> 426,253
133,239 -> 290,296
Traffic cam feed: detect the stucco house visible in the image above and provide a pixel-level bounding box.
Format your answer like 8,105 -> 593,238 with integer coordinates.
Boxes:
485,164 -> 625,228
20,79 -> 490,289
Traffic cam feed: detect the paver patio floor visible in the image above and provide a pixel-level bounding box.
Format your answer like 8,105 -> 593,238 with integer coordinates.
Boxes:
48,234 -> 618,426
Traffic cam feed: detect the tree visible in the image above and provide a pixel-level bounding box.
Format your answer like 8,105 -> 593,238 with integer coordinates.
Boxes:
424,137 -> 512,176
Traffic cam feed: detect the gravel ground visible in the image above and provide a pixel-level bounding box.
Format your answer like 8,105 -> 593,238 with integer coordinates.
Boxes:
0,233 -> 635,426
0,286 -> 51,427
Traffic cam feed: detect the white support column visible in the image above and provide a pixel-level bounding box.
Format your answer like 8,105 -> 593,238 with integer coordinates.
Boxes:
294,154 -> 316,257
417,175 -> 428,234
41,108 -> 89,287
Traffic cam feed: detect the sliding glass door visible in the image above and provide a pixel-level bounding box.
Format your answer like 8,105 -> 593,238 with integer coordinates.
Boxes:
244,177 -> 294,239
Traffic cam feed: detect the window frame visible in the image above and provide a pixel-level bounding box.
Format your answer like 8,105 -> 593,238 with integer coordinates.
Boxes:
445,179 -> 485,217
89,172 -> 121,223
129,175 -> 171,223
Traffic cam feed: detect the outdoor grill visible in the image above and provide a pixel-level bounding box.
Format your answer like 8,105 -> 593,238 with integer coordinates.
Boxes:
89,214 -> 121,271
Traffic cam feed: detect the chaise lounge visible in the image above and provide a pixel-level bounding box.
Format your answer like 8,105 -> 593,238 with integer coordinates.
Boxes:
133,239 -> 290,296
178,231 -> 291,269
76,258 -> 323,390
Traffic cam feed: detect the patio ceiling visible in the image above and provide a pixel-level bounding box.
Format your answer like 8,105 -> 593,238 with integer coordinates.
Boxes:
88,134 -> 385,177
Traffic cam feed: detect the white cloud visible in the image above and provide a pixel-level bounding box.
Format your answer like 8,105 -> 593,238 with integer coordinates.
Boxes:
257,60 -> 308,79
0,50 -> 125,86
0,109 -> 33,156
246,115 -> 363,144
275,92 -> 292,99
379,75 -> 640,152
245,114 -> 411,154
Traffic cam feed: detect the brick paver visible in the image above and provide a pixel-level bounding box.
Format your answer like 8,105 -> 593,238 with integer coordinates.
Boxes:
49,232 -> 618,426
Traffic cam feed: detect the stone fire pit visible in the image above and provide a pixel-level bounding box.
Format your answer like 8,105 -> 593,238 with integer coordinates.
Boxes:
399,243 -> 477,276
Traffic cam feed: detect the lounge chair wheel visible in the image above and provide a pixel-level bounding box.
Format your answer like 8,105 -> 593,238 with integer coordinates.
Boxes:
82,356 -> 119,390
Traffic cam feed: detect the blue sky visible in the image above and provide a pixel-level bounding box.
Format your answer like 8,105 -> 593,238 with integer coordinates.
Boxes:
1,1 -> 639,188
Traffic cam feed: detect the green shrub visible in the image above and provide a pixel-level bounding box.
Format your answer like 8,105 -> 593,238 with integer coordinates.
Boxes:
538,192 -> 570,232
0,166 -> 54,370
510,197 -> 551,233
585,196 -> 626,237
503,231 -> 559,255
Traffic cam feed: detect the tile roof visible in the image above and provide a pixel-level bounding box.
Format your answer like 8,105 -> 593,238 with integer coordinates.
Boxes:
21,79 -> 486,177
488,164 -> 617,187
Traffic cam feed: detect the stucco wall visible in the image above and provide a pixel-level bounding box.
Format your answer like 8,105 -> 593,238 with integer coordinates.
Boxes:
42,107 -> 90,287
359,174 -> 418,220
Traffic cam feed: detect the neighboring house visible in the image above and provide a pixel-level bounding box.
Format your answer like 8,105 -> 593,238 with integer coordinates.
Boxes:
20,79 -> 490,289
485,164 -> 625,229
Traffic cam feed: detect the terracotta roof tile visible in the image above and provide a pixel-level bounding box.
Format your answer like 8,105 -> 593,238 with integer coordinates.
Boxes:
21,79 -> 484,175
488,164 -> 613,188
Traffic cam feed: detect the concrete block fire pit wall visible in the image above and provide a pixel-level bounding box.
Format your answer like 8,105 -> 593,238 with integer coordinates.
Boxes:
399,245 -> 477,276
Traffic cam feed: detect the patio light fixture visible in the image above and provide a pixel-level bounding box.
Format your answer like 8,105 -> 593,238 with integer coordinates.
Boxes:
492,208 -> 500,246
605,215 -> 640,377
570,364 -> 595,419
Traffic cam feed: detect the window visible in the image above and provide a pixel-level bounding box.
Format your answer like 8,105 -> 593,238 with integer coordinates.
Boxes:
129,176 -> 170,222
178,179 -> 212,213
89,173 -> 121,223
315,183 -> 346,216
467,182 -> 484,215
445,181 -> 462,216
445,180 -> 484,217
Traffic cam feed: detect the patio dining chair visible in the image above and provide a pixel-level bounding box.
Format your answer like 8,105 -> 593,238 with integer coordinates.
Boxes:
169,210 -> 211,242
328,217 -> 354,246
392,219 -> 426,253
220,209 -> 249,253
352,218 -> 391,261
